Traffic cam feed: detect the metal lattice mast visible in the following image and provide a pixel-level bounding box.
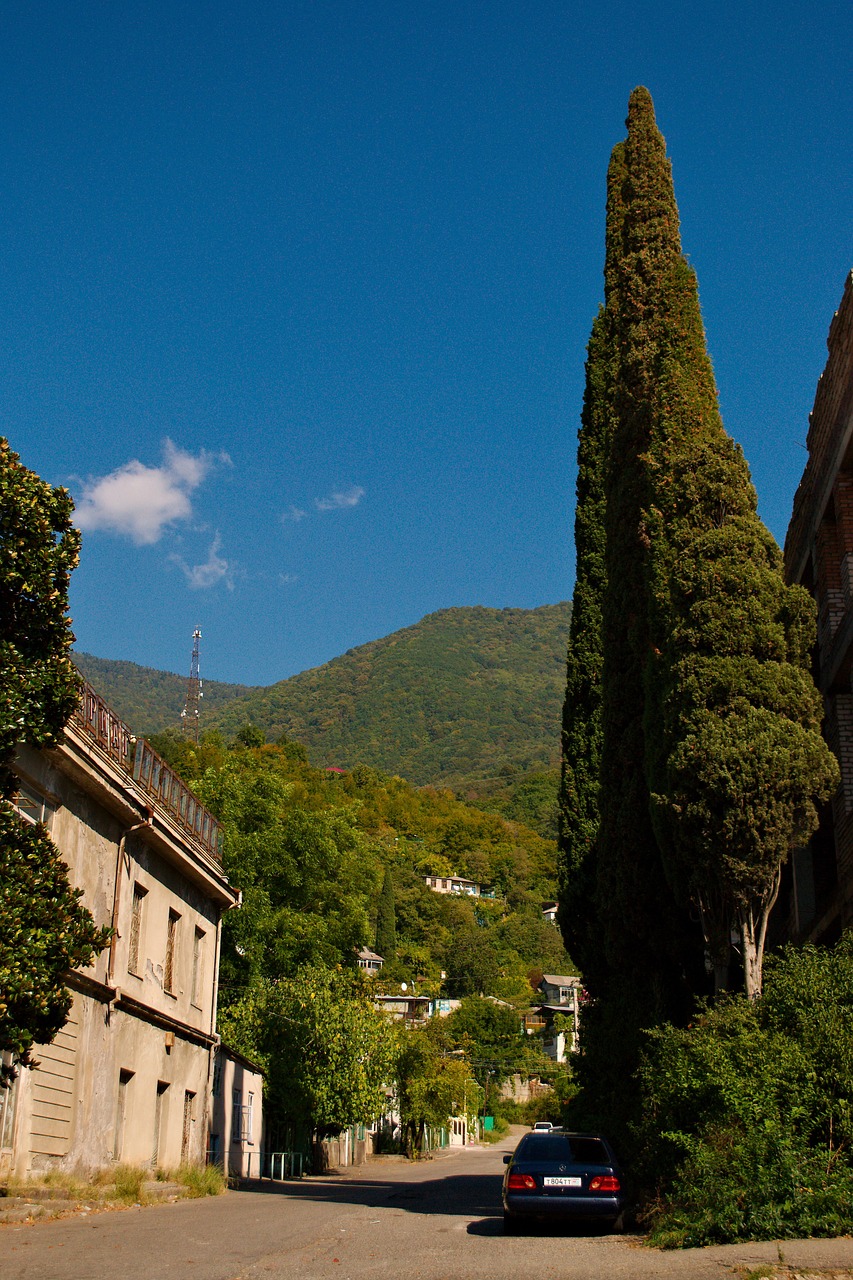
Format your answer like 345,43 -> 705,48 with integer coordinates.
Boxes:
180,627 -> 203,742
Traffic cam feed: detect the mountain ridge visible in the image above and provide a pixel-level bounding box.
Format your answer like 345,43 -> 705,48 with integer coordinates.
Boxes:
73,601 -> 572,797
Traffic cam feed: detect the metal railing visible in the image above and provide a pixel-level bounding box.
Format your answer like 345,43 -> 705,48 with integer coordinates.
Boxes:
244,1150 -> 304,1180
74,680 -> 223,865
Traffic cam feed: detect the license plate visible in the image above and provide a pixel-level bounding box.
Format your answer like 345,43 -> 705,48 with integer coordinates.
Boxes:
543,1176 -> 582,1187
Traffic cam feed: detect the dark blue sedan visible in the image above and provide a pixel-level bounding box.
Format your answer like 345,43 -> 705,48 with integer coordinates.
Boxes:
502,1130 -> 625,1232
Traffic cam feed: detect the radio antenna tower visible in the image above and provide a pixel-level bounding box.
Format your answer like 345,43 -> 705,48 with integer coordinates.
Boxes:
180,627 -> 203,742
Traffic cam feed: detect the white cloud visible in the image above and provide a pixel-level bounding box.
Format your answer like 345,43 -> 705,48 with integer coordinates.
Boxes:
314,485 -> 365,513
281,505 -> 307,523
75,439 -> 229,544
170,534 -> 234,591
278,572 -> 299,585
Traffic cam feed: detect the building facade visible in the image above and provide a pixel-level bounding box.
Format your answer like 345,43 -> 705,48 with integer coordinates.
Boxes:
780,270 -> 853,945
0,682 -> 239,1179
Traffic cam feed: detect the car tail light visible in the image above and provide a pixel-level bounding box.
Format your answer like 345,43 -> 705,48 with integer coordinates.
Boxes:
507,1173 -> 537,1190
589,1175 -> 621,1192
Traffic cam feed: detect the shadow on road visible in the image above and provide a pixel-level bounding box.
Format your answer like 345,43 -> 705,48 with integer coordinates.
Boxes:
237,1171 -> 624,1242
239,1170 -> 502,1220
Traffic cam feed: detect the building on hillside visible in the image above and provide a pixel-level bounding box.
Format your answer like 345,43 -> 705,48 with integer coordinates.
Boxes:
0,681 -> 239,1181
424,874 -> 483,896
778,270 -> 853,945
541,900 -> 559,924
539,974 -> 581,1006
532,974 -> 582,1062
210,1043 -> 264,1178
356,947 -> 384,974
372,993 -> 430,1023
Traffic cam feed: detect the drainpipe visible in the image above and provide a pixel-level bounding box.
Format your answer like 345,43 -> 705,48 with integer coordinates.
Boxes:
107,812 -> 153,986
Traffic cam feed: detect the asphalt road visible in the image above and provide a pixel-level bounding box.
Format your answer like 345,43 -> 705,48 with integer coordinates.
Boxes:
4,1129 -> 853,1280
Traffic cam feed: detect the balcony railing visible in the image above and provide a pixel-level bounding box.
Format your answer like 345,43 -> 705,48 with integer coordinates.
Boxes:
74,681 -> 223,865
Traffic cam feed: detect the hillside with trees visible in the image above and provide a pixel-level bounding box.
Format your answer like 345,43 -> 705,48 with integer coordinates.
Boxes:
150,725 -> 573,1144
71,652 -> 256,735
74,603 -> 571,836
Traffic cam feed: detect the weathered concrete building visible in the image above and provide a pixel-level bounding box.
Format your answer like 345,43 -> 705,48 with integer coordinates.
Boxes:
210,1043 -> 264,1178
779,270 -> 853,944
0,682 -> 239,1179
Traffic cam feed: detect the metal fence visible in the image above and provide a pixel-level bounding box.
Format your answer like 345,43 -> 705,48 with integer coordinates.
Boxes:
245,1150 -> 304,1180
74,680 -> 223,865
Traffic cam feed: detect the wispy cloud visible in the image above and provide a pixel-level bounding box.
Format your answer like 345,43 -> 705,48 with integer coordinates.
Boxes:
314,485 -> 365,513
278,572 -> 299,585
75,439 -> 230,545
281,505 -> 307,523
170,534 -> 234,591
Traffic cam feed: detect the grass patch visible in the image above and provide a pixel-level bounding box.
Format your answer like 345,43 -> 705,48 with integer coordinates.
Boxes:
169,1163 -> 226,1198
109,1164 -> 149,1205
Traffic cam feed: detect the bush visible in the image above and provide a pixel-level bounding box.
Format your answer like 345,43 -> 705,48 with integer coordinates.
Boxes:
635,935 -> 853,1246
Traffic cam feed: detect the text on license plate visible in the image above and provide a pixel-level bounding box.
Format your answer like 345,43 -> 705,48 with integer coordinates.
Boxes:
543,1176 -> 582,1187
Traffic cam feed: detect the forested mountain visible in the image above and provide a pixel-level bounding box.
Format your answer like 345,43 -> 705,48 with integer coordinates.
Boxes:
73,603 -> 571,802
71,652 -> 257,735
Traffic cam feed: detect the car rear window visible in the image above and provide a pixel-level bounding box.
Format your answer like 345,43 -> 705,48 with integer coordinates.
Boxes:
517,1135 -> 611,1164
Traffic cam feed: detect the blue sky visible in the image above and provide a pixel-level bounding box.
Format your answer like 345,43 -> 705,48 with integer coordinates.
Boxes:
4,1 -> 851,685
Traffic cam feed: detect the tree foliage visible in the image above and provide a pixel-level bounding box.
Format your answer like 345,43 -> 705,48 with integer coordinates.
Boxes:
558,311 -> 609,978
375,865 -> 397,960
395,1020 -> 480,1154
0,438 -> 109,1079
636,936 -> 853,1246
221,967 -> 397,1131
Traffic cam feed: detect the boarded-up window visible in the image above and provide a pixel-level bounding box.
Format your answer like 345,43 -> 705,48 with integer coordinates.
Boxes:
181,1090 -> 195,1162
114,1069 -> 134,1160
153,1081 -> 169,1166
164,910 -> 180,994
128,883 -> 147,975
191,927 -> 205,1007
10,780 -> 55,830
29,1009 -> 78,1161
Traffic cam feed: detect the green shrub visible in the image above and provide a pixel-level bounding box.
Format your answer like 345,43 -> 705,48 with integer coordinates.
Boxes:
636,935 -> 853,1246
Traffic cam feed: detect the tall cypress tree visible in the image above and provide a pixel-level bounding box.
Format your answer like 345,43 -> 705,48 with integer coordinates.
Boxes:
557,309 -> 609,980
594,97 -> 697,1008
375,865 -> 396,960
597,88 -> 838,1001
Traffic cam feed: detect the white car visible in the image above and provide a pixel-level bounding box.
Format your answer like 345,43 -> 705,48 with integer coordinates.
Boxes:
532,1121 -> 554,1131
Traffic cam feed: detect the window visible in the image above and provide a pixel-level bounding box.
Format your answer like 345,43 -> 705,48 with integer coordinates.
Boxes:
247,1092 -> 255,1145
164,909 -> 180,994
191,927 -> 205,1007
114,1069 -> 134,1160
181,1090 -> 195,1163
0,1054 -> 19,1149
232,1089 -> 243,1143
153,1081 -> 169,1167
212,1054 -> 222,1099
128,883 -> 147,976
10,780 -> 54,830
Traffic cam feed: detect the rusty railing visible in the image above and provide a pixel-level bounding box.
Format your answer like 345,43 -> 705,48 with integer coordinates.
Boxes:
74,681 -> 223,865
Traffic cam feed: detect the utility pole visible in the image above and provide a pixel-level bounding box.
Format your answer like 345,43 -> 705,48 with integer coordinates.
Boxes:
180,627 -> 202,742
